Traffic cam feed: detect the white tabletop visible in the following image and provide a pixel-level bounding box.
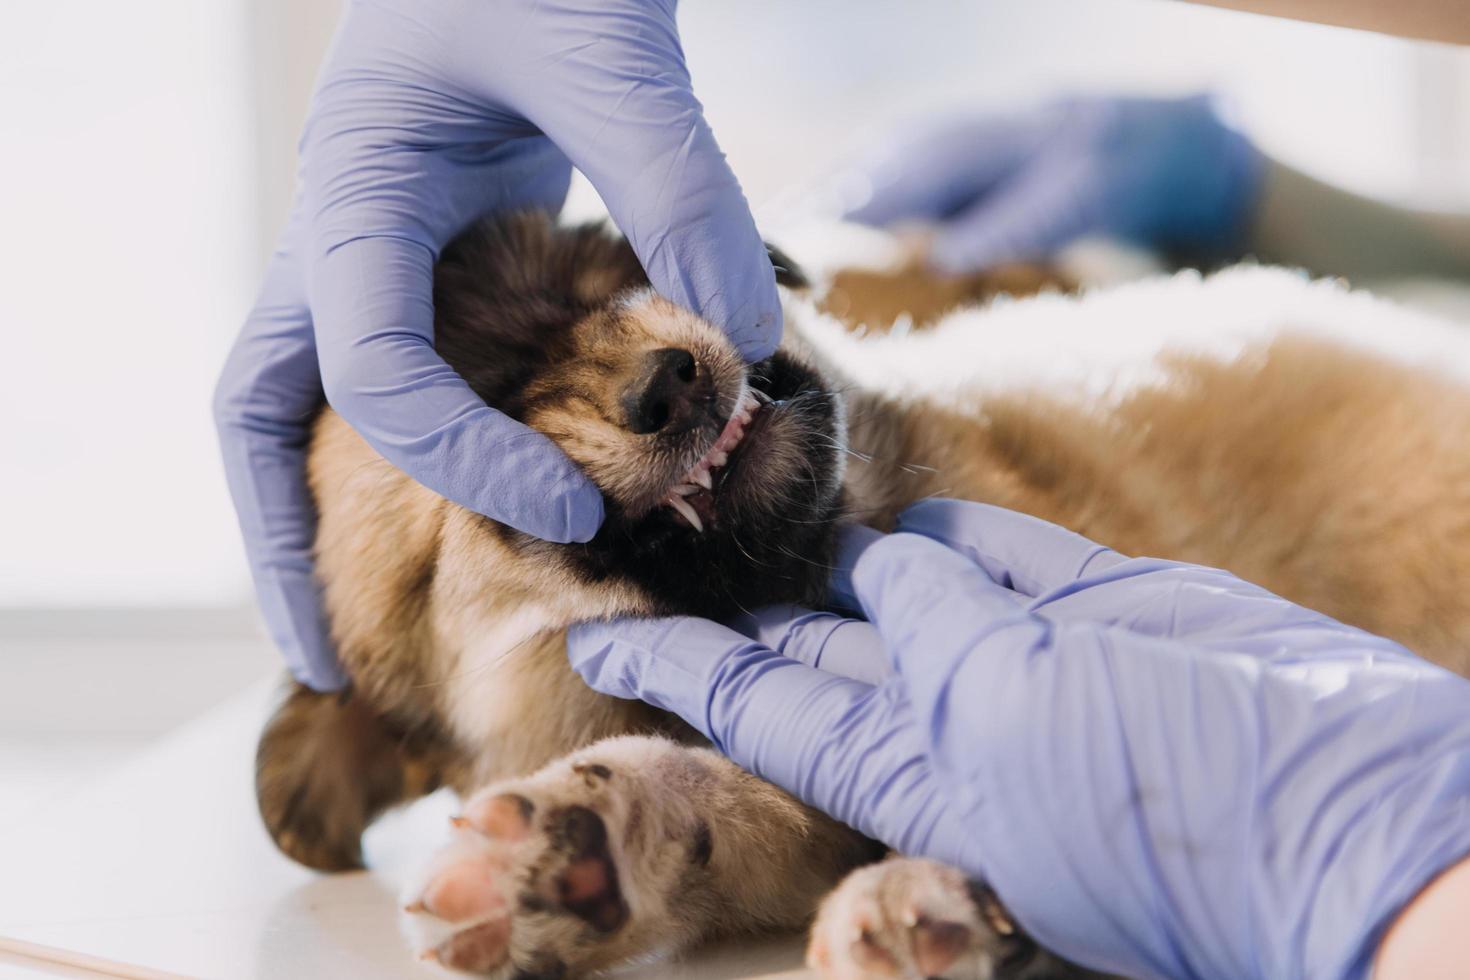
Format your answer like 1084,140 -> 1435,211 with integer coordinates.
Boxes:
0,683 -> 809,980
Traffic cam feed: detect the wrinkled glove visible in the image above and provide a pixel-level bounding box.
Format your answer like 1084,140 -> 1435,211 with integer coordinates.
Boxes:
214,0 -> 778,689
844,94 -> 1265,272
570,499 -> 1470,979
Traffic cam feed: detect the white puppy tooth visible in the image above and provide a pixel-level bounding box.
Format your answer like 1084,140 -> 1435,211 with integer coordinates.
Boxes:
710,450 -> 728,467
692,468 -> 712,490
671,484 -> 698,496
669,496 -> 704,532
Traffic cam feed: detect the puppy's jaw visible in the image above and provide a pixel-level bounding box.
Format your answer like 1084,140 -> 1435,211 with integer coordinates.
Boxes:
528,290 -> 845,544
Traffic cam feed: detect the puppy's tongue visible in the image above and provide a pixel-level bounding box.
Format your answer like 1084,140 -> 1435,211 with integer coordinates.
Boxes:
665,392 -> 759,532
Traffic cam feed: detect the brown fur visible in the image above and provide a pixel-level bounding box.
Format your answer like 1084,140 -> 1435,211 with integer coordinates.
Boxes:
820,262 -> 1072,333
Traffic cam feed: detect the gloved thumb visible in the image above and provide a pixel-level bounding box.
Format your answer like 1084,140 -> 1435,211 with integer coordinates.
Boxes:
511,3 -> 780,360
848,531 -> 1041,674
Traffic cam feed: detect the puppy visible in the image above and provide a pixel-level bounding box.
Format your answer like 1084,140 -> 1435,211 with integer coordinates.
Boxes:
257,212 -> 1470,978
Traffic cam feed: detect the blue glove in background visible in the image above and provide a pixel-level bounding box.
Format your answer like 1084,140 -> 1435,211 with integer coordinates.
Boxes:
570,500 -> 1470,980
214,0 -> 779,689
845,95 -> 1266,272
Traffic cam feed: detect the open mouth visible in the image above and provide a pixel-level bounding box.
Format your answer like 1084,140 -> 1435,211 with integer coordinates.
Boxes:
662,388 -> 777,533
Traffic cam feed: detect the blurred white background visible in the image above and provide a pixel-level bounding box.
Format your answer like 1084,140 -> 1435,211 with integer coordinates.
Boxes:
1,0 -> 1468,764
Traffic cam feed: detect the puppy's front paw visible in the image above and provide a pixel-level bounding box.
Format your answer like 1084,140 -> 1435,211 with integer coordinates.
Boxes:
808,858 -> 1087,980
401,737 -> 713,977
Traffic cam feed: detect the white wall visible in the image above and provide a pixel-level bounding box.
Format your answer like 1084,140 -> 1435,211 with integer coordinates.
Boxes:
0,2 -> 256,606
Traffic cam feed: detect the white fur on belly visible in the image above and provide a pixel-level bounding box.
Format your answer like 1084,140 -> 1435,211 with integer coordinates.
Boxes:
793,264 -> 1470,408
445,603 -> 556,746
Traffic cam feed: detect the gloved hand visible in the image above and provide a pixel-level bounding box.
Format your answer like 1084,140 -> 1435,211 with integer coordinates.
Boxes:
570,499 -> 1470,980
844,94 -> 1266,272
213,0 -> 779,690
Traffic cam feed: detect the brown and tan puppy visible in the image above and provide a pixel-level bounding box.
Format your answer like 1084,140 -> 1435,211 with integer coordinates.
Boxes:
256,212 -> 1470,978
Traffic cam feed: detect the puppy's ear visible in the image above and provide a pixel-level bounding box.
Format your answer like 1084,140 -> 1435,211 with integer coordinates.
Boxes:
765,242 -> 810,290
255,680 -> 453,871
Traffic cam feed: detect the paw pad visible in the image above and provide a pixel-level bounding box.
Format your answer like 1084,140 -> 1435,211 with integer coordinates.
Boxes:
464,792 -> 534,841
416,851 -> 507,923
911,915 -> 974,976
425,917 -> 511,973
549,806 -> 627,934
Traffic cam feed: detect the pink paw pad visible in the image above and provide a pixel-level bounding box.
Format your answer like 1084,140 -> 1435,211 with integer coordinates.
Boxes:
424,917 -> 511,973
463,792 -> 534,841
413,851 -> 507,924
910,914 -> 975,976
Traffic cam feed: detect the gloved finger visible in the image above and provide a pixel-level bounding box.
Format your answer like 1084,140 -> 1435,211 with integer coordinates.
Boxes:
304,1 -> 576,245
569,616 -> 752,733
842,114 -> 1040,229
827,517 -> 1035,615
849,530 -> 1049,675
300,14 -> 595,541
308,233 -> 603,542
926,146 -> 1103,272
499,1 -> 781,361
213,206 -> 346,691
726,604 -> 889,685
299,62 -> 597,540
568,616 -> 981,871
893,498 -> 1126,599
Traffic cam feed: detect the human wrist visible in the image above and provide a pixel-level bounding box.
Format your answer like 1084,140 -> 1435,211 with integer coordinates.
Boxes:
1374,853 -> 1470,979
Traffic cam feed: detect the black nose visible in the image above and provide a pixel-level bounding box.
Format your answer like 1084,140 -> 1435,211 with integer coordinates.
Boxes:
622,348 -> 704,435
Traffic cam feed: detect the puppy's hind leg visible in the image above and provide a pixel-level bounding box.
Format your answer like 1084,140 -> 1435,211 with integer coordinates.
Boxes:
255,680 -> 456,871
403,735 -> 880,976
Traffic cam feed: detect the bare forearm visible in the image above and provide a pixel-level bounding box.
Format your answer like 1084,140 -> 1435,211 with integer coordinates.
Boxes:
1183,0 -> 1470,44
1375,854 -> 1470,979
1249,159 -> 1470,283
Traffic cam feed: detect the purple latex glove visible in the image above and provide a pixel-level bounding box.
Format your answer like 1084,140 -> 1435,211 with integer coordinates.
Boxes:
214,0 -> 778,690
845,94 -> 1265,272
570,500 -> 1470,979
